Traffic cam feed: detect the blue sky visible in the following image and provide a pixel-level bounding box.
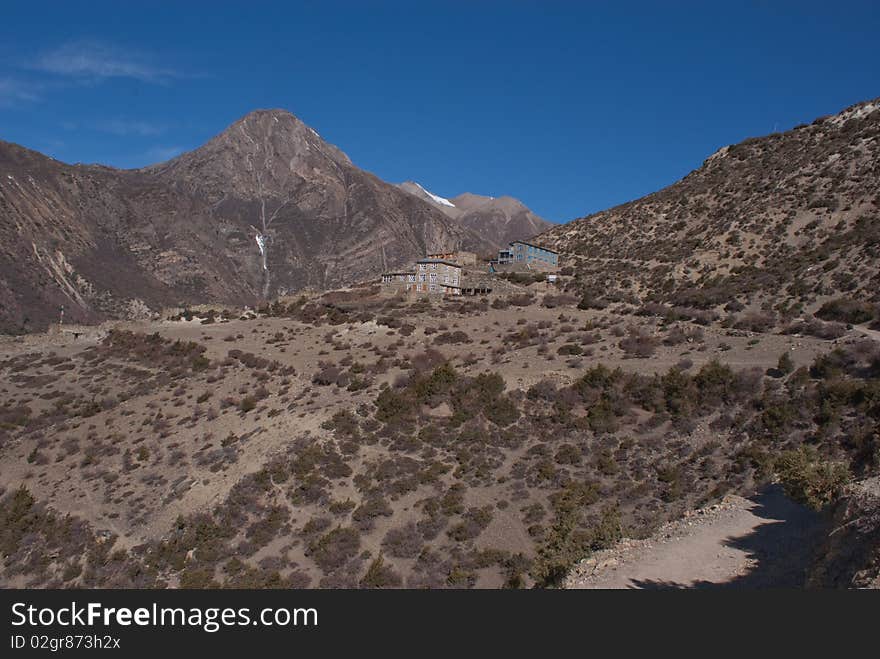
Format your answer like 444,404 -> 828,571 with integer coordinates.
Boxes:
1,1 -> 878,222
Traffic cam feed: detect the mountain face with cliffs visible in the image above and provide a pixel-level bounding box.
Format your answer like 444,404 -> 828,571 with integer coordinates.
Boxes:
0,110 -> 489,333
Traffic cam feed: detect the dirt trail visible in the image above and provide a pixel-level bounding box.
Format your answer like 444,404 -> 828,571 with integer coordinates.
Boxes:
566,486 -> 826,589
855,323 -> 880,343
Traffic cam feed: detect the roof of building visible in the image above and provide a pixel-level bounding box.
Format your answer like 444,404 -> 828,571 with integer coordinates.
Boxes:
415,259 -> 462,267
382,271 -> 415,276
508,240 -> 559,254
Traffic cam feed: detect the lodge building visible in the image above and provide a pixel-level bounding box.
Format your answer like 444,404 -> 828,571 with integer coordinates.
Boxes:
496,240 -> 559,269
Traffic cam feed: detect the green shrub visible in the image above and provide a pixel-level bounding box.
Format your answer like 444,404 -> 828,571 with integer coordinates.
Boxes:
816,298 -> 876,325
307,527 -> 361,573
360,554 -> 402,589
775,447 -> 850,510
777,352 -> 795,375
589,506 -> 623,550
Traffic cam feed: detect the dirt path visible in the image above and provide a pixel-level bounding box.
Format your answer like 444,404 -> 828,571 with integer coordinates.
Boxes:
566,486 -> 826,589
855,323 -> 880,343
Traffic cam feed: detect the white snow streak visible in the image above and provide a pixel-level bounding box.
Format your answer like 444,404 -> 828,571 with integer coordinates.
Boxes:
255,234 -> 268,269
414,182 -> 455,207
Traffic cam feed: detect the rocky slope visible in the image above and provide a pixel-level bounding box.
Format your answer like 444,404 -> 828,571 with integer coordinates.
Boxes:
807,478 -> 880,588
0,110 -> 488,333
536,98 -> 880,317
398,182 -> 553,251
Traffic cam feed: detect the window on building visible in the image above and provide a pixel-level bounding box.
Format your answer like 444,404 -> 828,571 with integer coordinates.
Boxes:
419,274 -> 426,282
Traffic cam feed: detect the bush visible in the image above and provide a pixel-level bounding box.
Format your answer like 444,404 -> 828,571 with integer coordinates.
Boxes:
312,363 -> 341,386
816,298 -> 876,325
577,293 -> 608,310
307,527 -> 361,572
732,311 -> 776,333
527,379 -> 558,401
352,496 -> 393,531
543,293 -> 577,309
783,318 -> 846,340
775,447 -> 849,510
360,554 -> 402,589
619,328 -> 658,358
446,506 -> 494,541
508,294 -> 535,307
381,523 -> 423,558
777,352 -> 794,375
434,331 -> 471,345
588,506 -> 623,550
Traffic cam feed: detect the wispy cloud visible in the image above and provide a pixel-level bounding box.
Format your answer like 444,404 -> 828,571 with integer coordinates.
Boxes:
0,77 -> 41,107
93,119 -> 167,136
30,40 -> 179,83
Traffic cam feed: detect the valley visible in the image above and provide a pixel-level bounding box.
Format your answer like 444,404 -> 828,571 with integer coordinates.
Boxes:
1,96 -> 879,589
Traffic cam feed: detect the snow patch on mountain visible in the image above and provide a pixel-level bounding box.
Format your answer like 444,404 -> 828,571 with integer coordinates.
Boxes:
413,182 -> 455,208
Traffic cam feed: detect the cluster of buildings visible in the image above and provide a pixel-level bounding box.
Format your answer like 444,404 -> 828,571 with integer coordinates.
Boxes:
380,241 -> 559,297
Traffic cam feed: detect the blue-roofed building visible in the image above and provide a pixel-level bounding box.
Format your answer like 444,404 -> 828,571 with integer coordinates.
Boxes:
495,241 -> 559,270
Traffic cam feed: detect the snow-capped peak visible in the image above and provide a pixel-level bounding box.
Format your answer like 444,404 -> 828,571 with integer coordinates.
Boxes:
413,182 -> 455,208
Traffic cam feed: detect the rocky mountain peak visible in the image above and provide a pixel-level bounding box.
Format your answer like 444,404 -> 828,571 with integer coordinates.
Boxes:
449,192 -> 494,211
144,108 -> 352,202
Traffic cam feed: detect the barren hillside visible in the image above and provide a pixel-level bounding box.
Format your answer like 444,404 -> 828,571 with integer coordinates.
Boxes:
537,98 -> 880,320
1,283 -> 877,588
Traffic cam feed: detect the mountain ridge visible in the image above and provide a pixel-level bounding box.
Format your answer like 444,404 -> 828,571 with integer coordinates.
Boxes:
396,181 -> 553,250
0,110 -> 492,333
534,96 -> 880,316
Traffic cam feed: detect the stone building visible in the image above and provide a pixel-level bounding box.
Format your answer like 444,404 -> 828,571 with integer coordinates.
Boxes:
380,271 -> 415,293
411,259 -> 462,295
380,255 -> 470,296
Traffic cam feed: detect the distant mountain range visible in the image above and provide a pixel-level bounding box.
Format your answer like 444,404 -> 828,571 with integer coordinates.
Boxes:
0,110 -> 546,333
397,181 -> 552,250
